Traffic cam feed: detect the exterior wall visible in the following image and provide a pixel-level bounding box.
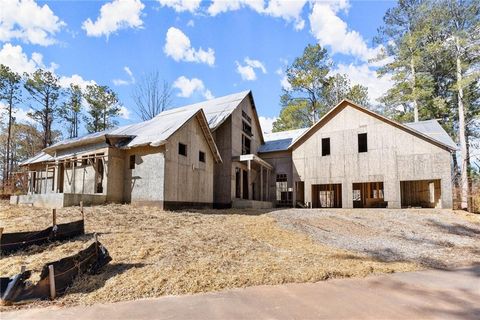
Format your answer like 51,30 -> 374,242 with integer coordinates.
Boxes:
123,146 -> 165,206
164,115 -> 215,208
292,104 -> 453,209
27,163 -> 55,194
107,148 -> 125,203
212,117 -> 232,206
260,150 -> 293,204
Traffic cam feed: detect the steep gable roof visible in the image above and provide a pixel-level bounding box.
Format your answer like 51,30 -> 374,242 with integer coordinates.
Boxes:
290,99 -> 457,152
157,90 -> 265,143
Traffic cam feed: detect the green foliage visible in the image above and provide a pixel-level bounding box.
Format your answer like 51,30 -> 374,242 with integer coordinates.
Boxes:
83,84 -> 121,133
24,69 -> 62,148
59,84 -> 82,138
273,44 -> 370,132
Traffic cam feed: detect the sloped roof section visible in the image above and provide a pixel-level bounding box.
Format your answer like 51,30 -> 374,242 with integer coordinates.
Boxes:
404,120 -> 457,150
258,128 -> 308,153
290,99 -> 457,152
36,108 -> 222,164
157,90 -> 251,130
20,152 -> 54,166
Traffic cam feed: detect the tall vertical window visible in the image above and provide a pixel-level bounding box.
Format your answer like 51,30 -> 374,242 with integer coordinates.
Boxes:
322,138 -> 330,156
242,135 -> 251,154
129,155 -> 135,169
199,151 -> 206,163
179,143 -> 187,156
358,133 -> 368,153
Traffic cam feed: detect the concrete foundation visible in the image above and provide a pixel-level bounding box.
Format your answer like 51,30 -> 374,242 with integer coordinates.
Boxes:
10,193 -> 107,209
232,199 -> 273,209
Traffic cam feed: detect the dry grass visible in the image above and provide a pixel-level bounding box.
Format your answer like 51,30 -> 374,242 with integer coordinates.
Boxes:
0,201 -> 418,310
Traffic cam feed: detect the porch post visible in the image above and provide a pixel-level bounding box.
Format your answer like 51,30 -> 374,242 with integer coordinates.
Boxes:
260,166 -> 264,201
44,164 -> 48,194
247,159 -> 252,200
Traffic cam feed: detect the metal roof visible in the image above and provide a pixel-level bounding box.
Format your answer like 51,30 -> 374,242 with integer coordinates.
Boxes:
258,128 -> 308,153
404,120 -> 457,150
157,90 -> 251,130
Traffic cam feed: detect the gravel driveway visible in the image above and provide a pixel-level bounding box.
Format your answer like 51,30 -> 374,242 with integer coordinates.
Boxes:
270,209 -> 480,268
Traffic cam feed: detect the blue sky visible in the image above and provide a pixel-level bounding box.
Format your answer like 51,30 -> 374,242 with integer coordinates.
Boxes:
0,0 -> 396,135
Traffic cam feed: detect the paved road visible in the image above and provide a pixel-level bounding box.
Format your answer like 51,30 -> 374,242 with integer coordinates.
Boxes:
3,266 -> 480,320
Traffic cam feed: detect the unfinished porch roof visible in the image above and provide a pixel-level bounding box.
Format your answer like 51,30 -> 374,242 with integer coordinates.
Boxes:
404,120 -> 457,150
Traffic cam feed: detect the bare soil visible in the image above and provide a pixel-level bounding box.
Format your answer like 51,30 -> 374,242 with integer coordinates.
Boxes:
271,208 -> 480,269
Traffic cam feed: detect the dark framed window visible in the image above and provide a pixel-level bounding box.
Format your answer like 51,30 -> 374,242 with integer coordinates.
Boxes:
322,138 -> 330,156
242,121 -> 253,136
242,110 -> 251,123
199,151 -> 206,163
358,133 -> 368,153
81,156 -> 88,166
179,143 -> 187,156
242,135 -> 251,154
129,155 -> 135,169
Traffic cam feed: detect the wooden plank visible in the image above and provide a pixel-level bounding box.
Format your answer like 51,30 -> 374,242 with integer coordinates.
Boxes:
49,265 -> 56,300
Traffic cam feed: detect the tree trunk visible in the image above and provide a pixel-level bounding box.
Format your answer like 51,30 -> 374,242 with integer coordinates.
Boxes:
3,94 -> 13,190
410,56 -> 419,122
455,36 -> 469,211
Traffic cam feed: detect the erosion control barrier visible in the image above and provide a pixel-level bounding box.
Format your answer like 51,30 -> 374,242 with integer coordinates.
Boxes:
0,220 -> 85,254
1,206 -> 86,254
1,239 -> 112,304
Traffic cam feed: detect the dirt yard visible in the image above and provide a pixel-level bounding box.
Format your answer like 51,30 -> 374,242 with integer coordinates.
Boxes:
271,208 -> 480,269
1,202 -> 478,310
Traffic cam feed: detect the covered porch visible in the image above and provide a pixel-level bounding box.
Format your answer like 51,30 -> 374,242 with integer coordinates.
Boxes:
232,154 -> 274,208
13,152 -> 110,208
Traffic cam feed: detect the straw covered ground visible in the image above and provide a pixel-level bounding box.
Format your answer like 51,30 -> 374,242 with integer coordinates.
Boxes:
3,202 -> 474,310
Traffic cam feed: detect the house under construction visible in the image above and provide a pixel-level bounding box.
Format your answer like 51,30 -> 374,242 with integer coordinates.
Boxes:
11,91 -> 457,209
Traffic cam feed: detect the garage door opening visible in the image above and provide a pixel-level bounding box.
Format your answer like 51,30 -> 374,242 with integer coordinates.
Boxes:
400,180 -> 441,208
312,184 -> 342,208
352,182 -> 387,208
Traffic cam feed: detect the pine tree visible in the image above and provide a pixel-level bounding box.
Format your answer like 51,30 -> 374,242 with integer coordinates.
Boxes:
83,84 -> 121,133
24,69 -> 62,148
0,65 -> 22,188
59,84 -> 82,138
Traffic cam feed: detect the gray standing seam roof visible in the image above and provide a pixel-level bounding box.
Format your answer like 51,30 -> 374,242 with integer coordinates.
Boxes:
404,120 -> 457,150
258,128 -> 308,153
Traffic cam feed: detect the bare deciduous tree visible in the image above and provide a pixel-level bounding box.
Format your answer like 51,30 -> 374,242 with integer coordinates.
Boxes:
132,71 -> 172,120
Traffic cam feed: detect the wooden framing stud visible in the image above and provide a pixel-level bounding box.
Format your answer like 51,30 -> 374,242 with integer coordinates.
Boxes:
52,209 -> 57,226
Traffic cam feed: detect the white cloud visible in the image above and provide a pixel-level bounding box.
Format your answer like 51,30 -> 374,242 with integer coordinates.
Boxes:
0,102 -> 34,124
187,20 -> 195,27
258,116 -> 277,133
58,74 -> 96,90
280,75 -> 291,90
334,63 -> 393,103
263,0 -> 307,30
309,1 -> 380,61
164,27 -> 215,66
0,43 -> 96,91
119,105 -> 131,119
173,76 -> 214,100
0,43 -> 57,74
0,0 -> 65,46
157,0 -> 202,13
82,0 -> 145,38
236,57 -> 267,81
113,66 -> 135,86
208,0 -> 307,30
